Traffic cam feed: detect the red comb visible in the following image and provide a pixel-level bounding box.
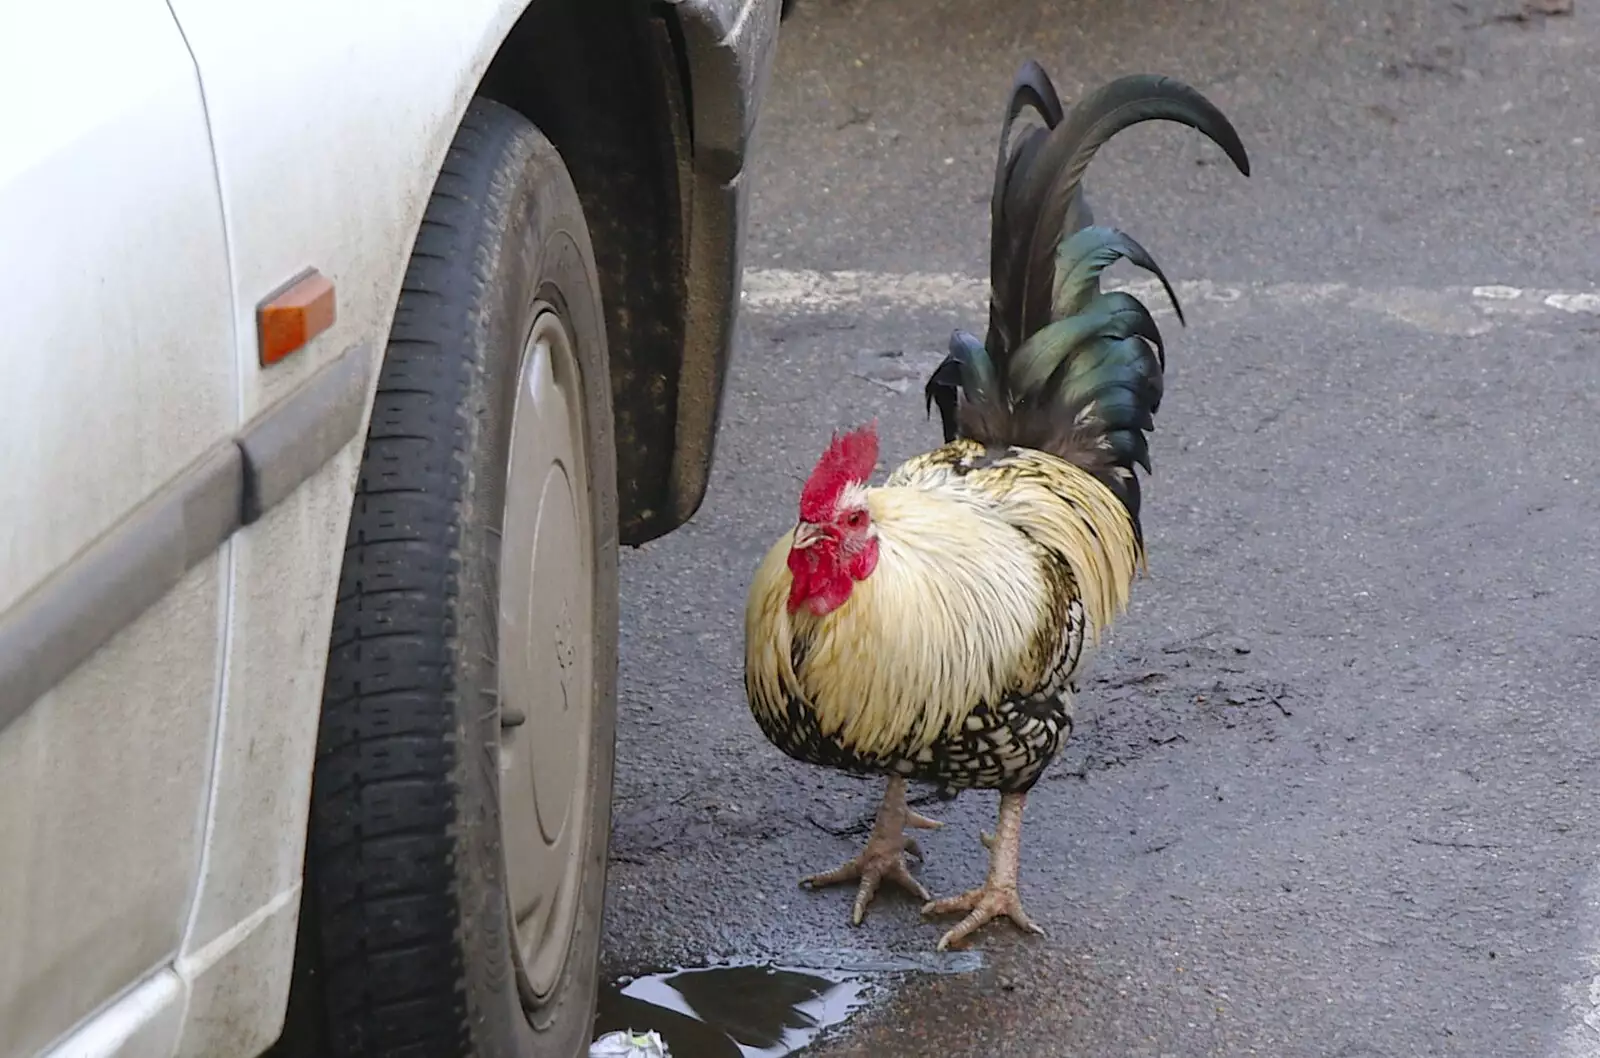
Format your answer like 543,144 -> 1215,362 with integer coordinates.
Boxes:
799,422 -> 879,521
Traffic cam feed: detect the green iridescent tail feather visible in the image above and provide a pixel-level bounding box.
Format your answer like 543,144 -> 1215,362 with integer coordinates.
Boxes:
926,65 -> 1251,537
927,226 -> 1173,522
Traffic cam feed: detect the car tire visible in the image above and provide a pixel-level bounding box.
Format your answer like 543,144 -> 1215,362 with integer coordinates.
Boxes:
283,97 -> 619,1058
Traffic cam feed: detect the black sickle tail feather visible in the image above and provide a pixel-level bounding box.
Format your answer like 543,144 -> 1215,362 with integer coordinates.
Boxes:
986,60 -> 1066,360
925,65 -> 1250,540
1009,73 -> 1250,346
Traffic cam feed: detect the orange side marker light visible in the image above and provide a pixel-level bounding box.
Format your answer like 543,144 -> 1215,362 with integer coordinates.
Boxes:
257,268 -> 336,365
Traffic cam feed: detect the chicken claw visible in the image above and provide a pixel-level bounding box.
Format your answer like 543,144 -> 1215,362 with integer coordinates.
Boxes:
922,791 -> 1045,950
922,881 -> 1044,951
801,776 -> 939,925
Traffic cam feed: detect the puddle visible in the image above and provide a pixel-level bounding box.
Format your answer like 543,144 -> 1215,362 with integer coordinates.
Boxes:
595,949 -> 982,1058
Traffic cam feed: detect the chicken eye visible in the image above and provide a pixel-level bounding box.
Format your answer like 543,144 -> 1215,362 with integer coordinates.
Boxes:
844,510 -> 866,528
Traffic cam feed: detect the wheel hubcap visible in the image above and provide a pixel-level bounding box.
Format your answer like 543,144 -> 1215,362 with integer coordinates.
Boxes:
498,307 -> 593,1004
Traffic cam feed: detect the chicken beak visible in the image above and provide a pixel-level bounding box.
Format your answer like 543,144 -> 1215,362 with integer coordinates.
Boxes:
792,522 -> 823,549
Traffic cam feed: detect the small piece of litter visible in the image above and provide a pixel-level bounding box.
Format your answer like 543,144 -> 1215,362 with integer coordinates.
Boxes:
590,1030 -> 671,1058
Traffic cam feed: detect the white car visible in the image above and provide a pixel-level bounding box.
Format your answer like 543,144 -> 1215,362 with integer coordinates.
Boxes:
0,1 -> 782,1055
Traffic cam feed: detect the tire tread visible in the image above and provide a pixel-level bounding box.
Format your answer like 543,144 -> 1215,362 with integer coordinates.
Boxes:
303,102 -> 515,1058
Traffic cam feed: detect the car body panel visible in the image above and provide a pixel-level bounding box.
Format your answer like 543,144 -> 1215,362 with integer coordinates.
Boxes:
0,4 -> 236,1055
39,972 -> 186,1058
0,7 -> 238,609
1,558 -> 227,1058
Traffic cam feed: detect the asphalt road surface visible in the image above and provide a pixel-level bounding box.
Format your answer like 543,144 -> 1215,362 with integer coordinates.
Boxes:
600,0 -> 1600,1055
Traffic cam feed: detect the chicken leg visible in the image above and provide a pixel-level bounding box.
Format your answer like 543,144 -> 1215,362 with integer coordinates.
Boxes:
921,791 -> 1045,950
800,775 -> 943,925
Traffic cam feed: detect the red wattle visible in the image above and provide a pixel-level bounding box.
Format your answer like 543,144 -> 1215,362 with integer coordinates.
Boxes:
787,538 -> 872,616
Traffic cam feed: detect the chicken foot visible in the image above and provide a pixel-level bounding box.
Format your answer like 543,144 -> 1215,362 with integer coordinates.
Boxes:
922,791 -> 1045,951
800,775 -> 943,925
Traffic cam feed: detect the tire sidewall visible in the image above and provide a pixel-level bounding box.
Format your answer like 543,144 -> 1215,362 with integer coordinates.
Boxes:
452,100 -> 619,1058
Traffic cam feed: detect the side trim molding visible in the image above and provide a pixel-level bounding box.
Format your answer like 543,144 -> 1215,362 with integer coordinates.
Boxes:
238,342 -> 372,524
0,342 -> 373,733
0,445 -> 242,730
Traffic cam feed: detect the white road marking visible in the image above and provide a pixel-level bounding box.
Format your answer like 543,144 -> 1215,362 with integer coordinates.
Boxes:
742,268 -> 1600,336
1546,292 -> 1600,315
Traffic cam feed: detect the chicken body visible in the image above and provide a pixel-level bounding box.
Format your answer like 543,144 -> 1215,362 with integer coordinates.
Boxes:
747,443 -> 1135,795
743,63 -> 1250,950
746,444 -> 1138,948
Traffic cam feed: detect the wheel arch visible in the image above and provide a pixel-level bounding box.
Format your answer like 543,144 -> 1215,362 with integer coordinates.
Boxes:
479,0 -> 777,546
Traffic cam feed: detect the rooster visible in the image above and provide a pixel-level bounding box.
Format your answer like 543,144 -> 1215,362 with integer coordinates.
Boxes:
743,63 -> 1250,950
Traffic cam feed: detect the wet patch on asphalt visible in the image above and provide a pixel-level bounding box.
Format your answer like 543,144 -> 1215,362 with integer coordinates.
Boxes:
594,951 -> 983,1057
